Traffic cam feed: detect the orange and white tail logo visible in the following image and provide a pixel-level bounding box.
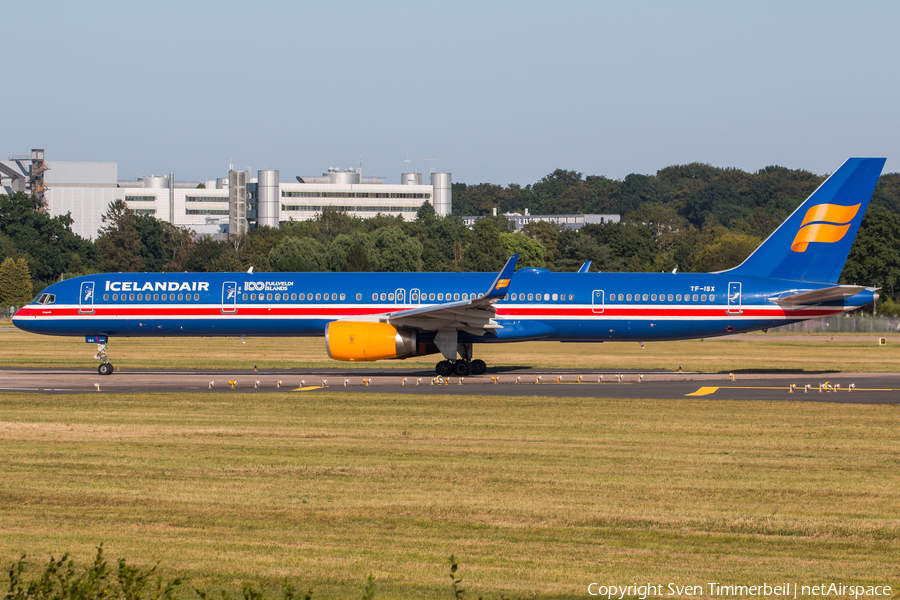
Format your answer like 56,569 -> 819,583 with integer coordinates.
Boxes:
790,203 -> 860,252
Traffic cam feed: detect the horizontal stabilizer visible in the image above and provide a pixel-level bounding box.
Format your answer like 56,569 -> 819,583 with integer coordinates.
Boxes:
769,285 -> 869,307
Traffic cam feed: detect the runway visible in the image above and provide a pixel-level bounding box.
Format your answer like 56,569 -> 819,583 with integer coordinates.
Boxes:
1,367 -> 899,403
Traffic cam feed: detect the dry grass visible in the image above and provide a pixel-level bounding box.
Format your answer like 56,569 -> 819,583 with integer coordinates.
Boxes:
1,321 -> 899,372
1,391 -> 898,598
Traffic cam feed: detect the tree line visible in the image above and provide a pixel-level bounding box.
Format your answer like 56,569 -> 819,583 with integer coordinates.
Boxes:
3,162 -> 900,310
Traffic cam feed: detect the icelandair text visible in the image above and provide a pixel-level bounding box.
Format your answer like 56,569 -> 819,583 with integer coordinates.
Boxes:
105,281 -> 209,293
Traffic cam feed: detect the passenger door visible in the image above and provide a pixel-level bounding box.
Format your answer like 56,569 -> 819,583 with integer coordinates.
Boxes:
727,282 -> 742,315
592,290 -> 605,314
221,282 -> 237,314
79,281 -> 95,314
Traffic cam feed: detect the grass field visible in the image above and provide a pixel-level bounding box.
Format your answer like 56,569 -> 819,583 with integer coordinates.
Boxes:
2,318 -> 900,372
1,391 -> 898,598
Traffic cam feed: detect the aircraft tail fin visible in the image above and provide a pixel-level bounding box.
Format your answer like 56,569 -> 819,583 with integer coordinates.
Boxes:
725,158 -> 885,283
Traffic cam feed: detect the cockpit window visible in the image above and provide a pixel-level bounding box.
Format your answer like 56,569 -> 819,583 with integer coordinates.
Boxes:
32,294 -> 56,305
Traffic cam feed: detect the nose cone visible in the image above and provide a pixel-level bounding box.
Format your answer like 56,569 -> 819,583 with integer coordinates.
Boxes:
11,305 -> 37,332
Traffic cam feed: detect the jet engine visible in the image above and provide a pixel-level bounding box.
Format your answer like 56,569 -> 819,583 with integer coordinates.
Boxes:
326,321 -> 419,361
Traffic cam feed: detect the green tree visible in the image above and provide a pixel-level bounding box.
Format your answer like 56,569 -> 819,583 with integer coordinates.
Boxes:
0,192 -> 96,280
0,257 -> 33,308
369,227 -> 422,272
500,232 -> 545,268
462,218 -> 506,272
694,233 -> 761,273
133,214 -> 194,272
841,205 -> 900,295
96,200 -> 143,272
268,236 -> 327,271
327,232 -> 373,272
183,237 -> 230,272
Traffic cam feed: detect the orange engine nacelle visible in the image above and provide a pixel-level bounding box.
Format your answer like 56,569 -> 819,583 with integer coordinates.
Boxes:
326,321 -> 418,362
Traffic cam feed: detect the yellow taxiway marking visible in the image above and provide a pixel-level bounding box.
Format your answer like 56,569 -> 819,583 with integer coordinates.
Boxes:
686,387 -> 720,396
687,385 -> 900,396
292,386 -> 324,392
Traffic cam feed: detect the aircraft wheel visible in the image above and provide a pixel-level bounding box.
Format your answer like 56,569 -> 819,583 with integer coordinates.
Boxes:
470,359 -> 486,375
436,361 -> 453,377
453,360 -> 471,377
98,363 -> 114,376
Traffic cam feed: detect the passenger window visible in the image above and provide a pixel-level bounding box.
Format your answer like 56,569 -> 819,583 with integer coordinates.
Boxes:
668,294 -> 673,301
692,294 -> 699,301
527,293 -> 534,301
569,294 -> 574,301
453,293 -> 459,301
397,291 -> 404,301
194,293 -> 199,301
380,293 -> 386,301
626,294 -> 632,301
552,293 -> 558,301
462,293 -> 468,300
103,294 -> 109,301
372,293 -> 377,301
265,293 -> 271,301
510,293 -> 517,301
112,294 -> 118,301
275,293 -> 281,301
136,294 -> 143,301
411,292 -> 418,301
709,294 -> 715,302
429,293 -> 435,301
389,293 -> 395,301
242,293 -> 248,301
438,293 -> 443,300
316,293 -> 322,301
651,294 -> 657,301
299,293 -> 305,300
640,294 -> 646,301
356,293 -> 361,301
176,294 -> 182,301
340,293 -> 345,301
330,293 -> 335,301
291,293 -> 296,301
701,294 -> 707,301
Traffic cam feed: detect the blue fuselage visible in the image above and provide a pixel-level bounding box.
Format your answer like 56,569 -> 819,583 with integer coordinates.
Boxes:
13,270 -> 872,345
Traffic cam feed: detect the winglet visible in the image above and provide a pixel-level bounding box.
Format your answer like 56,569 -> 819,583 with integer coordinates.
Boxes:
578,261 -> 592,273
483,255 -> 518,300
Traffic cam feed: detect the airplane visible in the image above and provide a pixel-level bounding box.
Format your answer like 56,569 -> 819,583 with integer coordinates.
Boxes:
13,158 -> 885,377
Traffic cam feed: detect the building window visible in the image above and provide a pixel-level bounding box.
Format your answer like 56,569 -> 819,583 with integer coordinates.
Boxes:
186,209 -> 229,215
125,195 -> 156,202
134,209 -> 156,215
185,196 -> 228,202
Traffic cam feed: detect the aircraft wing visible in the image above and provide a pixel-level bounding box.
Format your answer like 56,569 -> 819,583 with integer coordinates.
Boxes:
769,285 -> 871,307
384,254 -> 518,336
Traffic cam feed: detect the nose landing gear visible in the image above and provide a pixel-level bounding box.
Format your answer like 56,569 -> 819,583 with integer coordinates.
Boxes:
94,343 -> 114,375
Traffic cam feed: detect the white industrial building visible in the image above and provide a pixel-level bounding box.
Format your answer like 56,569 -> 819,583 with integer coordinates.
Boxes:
1,150 -> 451,240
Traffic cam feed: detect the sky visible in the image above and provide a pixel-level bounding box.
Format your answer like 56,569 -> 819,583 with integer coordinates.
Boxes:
3,0 -> 898,186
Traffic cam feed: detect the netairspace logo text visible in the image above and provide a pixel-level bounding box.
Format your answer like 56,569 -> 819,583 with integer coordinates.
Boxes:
586,582 -> 893,599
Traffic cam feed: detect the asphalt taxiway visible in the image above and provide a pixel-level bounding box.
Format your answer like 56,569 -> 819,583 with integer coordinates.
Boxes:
1,367 -> 898,403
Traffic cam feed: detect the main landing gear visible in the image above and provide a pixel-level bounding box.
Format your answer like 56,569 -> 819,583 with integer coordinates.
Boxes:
94,342 -> 114,376
434,342 -> 487,377
435,359 -> 487,377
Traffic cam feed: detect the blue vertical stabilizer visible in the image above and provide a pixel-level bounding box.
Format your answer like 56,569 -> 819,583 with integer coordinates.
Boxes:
725,158 -> 885,283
